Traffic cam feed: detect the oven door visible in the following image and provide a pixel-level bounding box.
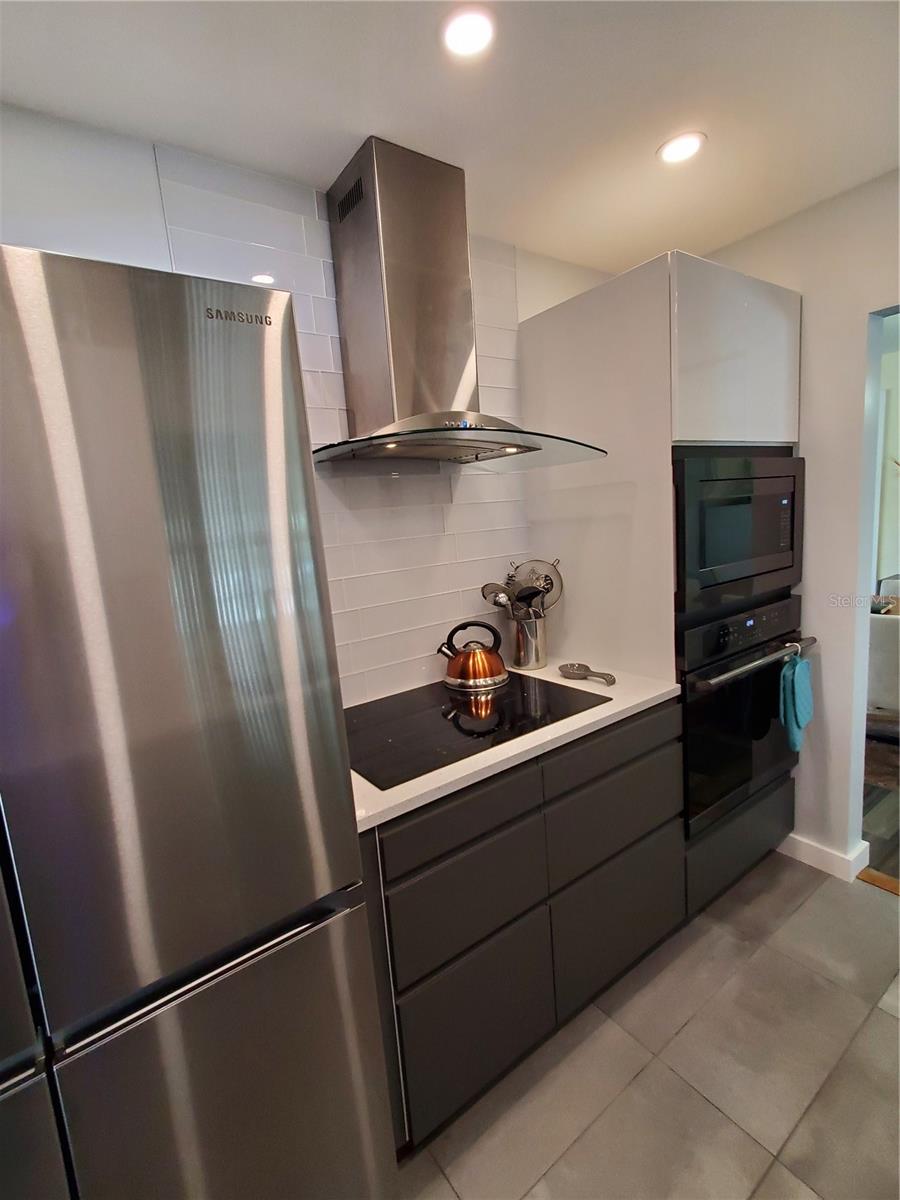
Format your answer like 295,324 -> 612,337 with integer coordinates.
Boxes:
683,638 -> 799,835
675,455 -> 804,620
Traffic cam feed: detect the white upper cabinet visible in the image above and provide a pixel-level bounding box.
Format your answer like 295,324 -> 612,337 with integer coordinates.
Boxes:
670,251 -> 800,444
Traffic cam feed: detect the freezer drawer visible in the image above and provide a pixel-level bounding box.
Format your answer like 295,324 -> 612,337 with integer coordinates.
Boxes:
0,884 -> 37,1078
57,905 -> 397,1200
0,1074 -> 70,1200
1,249 -> 359,1037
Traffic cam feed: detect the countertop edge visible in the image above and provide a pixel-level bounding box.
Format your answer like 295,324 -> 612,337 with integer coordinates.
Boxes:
352,666 -> 680,832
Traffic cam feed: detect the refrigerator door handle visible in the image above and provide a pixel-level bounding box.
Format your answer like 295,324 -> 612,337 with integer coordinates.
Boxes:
64,895 -> 358,1058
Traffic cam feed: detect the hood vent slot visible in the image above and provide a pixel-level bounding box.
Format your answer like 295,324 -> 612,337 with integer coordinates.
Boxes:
336,177 -> 364,223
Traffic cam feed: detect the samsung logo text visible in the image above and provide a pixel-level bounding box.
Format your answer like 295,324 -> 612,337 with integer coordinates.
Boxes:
205,307 -> 272,326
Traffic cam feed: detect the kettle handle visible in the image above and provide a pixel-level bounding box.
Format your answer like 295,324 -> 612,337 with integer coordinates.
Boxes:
446,621 -> 502,655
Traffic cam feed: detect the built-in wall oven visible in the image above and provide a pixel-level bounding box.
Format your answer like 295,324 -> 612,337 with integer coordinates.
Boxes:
680,596 -> 808,835
674,451 -> 804,626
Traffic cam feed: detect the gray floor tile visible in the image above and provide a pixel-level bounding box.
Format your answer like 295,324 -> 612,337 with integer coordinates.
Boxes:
780,1008 -> 900,1200
397,1150 -> 458,1200
707,852 -> 827,941
660,944 -> 869,1153
431,1006 -> 649,1200
751,1162 -> 820,1200
597,915 -> 757,1053
767,876 -> 899,1002
877,973 -> 899,1018
525,1059 -> 771,1200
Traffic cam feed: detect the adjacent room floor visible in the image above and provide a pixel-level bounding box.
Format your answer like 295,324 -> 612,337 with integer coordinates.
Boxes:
398,853 -> 900,1200
862,729 -> 899,884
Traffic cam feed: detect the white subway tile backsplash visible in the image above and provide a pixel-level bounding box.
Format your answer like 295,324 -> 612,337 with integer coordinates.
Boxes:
336,643 -> 356,675
475,324 -> 518,360
292,293 -> 316,333
320,372 -> 346,409
344,562 -> 456,608
312,295 -> 339,336
477,355 -> 518,389
443,500 -> 528,534
352,533 -> 458,575
473,289 -> 518,331
364,656 -> 446,702
352,621 -> 453,673
455,526 -> 532,561
343,472 -> 452,510
323,259 -> 336,299
332,609 -> 361,645
359,593 -> 463,639
337,504 -> 445,545
329,579 -> 347,612
339,672 -> 368,706
306,406 -> 343,444
168,227 -> 326,294
161,180 -> 307,254
297,331 -> 334,371
156,145 -> 317,216
304,216 -> 333,260
302,370 -> 327,408
478,386 -> 521,421
470,235 -> 517,269
324,544 -> 356,580
319,511 -> 339,547
472,258 -> 517,303
330,337 -> 343,372
315,191 -> 329,221
451,472 -> 526,505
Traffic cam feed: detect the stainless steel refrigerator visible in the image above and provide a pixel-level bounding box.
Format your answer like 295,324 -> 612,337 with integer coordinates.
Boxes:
0,245 -> 397,1198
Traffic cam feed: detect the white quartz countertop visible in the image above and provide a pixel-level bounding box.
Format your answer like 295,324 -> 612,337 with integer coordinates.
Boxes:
352,659 -> 680,832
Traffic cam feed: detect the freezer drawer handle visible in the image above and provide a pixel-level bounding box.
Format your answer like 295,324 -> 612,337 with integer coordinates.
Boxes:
695,636 -> 817,692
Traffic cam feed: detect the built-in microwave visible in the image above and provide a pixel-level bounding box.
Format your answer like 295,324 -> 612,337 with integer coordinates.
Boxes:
674,451 -> 804,624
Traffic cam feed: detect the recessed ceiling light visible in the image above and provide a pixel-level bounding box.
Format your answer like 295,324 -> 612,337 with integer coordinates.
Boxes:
503,446 -> 519,454
443,9 -> 495,58
251,273 -> 275,284
385,442 -> 398,449
657,132 -> 707,164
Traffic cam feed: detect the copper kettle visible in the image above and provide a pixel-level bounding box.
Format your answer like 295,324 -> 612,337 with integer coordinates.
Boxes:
437,622 -> 508,692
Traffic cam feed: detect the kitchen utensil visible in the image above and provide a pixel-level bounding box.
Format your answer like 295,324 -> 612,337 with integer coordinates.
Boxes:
513,614 -> 547,671
559,663 -> 617,686
514,586 -> 544,607
437,622 -> 509,692
480,582 -> 505,603
506,559 -> 563,610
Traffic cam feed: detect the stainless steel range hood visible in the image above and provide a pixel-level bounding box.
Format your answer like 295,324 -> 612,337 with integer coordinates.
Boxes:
313,137 -> 607,467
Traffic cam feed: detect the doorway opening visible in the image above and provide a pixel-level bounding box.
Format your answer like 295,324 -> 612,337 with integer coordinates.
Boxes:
859,307 -> 899,894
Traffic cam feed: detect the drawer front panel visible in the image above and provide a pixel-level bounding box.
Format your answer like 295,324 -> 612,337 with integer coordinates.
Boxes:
551,819 -> 685,1022
379,762 -> 543,882
387,812 -> 548,991
398,906 -> 555,1143
687,775 -> 794,915
546,741 -> 683,891
541,702 -> 681,802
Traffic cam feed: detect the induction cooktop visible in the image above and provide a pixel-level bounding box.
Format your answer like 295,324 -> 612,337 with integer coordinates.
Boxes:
345,675 -> 612,791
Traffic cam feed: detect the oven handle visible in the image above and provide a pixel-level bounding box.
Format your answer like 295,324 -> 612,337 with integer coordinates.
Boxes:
694,636 -> 817,692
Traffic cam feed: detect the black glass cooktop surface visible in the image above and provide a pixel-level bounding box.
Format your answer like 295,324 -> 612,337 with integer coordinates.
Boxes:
345,676 -> 612,791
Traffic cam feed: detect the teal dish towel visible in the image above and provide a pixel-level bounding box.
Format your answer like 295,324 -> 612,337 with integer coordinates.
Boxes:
780,654 -> 814,751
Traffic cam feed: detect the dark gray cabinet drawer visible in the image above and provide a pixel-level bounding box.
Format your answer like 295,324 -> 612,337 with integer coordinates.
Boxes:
546,742 -> 683,891
379,762 -> 543,882
398,905 -> 555,1143
551,819 -> 685,1022
541,701 -> 681,802
386,812 -> 547,991
687,775 -> 794,915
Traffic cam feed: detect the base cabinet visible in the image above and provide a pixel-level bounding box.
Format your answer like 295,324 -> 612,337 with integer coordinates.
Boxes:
551,819 -> 686,1022
397,906 -> 555,1144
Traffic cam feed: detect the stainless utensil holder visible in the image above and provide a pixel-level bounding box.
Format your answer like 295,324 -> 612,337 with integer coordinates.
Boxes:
512,616 -> 547,670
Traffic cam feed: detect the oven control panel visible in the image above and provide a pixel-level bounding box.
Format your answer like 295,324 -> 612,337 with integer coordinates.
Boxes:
681,595 -> 802,671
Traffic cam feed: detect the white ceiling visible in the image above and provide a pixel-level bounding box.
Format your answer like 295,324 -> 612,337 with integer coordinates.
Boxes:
1,1 -> 896,272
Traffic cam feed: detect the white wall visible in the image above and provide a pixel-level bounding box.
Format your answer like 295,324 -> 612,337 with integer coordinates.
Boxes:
711,170 -> 899,879
1,104 -> 606,704
514,247 -> 609,323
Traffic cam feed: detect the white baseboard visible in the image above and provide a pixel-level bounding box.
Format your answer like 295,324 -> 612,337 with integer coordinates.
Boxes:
777,833 -> 870,881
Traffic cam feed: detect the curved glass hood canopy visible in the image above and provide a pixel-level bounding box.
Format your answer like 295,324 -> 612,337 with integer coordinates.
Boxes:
312,411 -> 608,468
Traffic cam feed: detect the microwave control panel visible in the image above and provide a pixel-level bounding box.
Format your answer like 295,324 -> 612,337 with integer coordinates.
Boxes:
681,594 -> 802,671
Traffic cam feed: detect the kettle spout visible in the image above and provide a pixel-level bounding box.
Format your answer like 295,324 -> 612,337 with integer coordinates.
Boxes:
437,642 -> 454,660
